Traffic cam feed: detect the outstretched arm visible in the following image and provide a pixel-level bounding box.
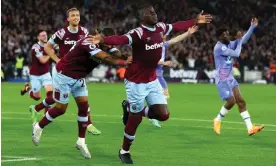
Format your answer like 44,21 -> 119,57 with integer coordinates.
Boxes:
242,18 -> 258,44
102,35 -> 130,46
108,48 -> 128,60
167,25 -> 198,46
94,51 -> 128,66
172,10 -> 212,32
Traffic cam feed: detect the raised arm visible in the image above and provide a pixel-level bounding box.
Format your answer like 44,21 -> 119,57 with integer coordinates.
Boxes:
221,40 -> 243,57
242,18 -> 258,44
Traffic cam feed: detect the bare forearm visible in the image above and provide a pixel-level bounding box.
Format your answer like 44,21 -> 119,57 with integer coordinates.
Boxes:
103,56 -> 126,66
158,61 -> 165,65
111,50 -> 127,60
45,43 -> 59,63
168,32 -> 190,45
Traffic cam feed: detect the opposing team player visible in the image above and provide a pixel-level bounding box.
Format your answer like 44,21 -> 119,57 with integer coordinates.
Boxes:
92,5 -> 212,164
21,30 -> 53,117
150,26 -> 199,128
30,7 -> 101,135
31,36 -> 130,159
213,18 -> 264,136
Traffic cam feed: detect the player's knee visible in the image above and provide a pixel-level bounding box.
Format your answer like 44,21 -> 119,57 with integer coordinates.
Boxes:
237,99 -> 246,108
31,92 -> 41,100
227,97 -> 236,106
158,113 -> 170,121
55,102 -> 68,114
46,91 -> 53,97
33,97 -> 41,101
59,108 -> 66,115
45,85 -> 53,92
77,101 -> 89,117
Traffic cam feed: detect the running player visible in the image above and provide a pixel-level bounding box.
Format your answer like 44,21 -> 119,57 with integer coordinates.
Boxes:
31,36 -> 130,159
92,5 -> 212,164
30,7 -> 101,135
213,18 -> 264,136
150,26 -> 199,128
20,30 -> 53,116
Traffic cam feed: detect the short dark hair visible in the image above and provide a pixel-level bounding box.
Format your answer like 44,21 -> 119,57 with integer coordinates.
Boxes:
137,4 -> 153,20
67,7 -> 79,17
216,28 -> 228,37
37,29 -> 46,36
101,27 -> 115,37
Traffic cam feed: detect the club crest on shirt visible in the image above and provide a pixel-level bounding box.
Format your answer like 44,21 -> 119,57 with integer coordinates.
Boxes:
63,94 -> 68,98
146,37 -> 151,41
79,35 -> 84,39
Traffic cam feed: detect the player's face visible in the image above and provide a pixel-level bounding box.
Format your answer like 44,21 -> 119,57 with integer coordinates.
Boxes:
67,10 -> 80,27
222,31 -> 230,43
38,31 -> 48,43
143,7 -> 158,25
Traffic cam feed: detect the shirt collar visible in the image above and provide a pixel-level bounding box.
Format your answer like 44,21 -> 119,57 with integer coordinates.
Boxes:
67,26 -> 79,33
141,24 -> 156,31
38,41 -> 45,47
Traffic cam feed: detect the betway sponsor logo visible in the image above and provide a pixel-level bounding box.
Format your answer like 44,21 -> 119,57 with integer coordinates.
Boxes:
145,42 -> 163,50
169,69 -> 216,79
64,40 -> 76,45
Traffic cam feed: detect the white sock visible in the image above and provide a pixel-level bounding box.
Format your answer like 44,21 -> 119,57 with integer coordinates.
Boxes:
120,148 -> 130,154
35,123 -> 42,130
240,110 -> 253,131
77,137 -> 85,145
215,106 -> 230,121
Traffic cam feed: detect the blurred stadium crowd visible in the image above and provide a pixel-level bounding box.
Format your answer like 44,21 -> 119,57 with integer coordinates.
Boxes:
1,0 -> 276,83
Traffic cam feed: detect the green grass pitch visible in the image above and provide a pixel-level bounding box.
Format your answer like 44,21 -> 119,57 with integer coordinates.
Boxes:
1,83 -> 276,166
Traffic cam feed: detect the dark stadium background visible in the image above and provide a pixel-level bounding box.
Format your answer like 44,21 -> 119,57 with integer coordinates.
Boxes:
2,0 -> 276,84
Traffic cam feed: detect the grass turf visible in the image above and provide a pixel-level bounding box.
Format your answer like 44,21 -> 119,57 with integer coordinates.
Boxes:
1,83 -> 276,166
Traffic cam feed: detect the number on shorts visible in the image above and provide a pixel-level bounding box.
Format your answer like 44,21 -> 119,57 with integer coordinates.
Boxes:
79,79 -> 85,87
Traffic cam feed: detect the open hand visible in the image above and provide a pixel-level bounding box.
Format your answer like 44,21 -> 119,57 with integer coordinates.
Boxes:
126,56 -> 133,64
196,10 -> 212,24
251,17 -> 258,26
188,25 -> 199,35
163,61 -> 173,67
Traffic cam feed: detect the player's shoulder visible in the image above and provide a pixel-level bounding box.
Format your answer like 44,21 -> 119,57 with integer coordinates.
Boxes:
31,43 -> 41,50
156,22 -> 171,33
126,27 -> 143,39
214,42 -> 227,53
79,26 -> 89,35
79,37 -> 98,48
52,27 -> 67,40
156,22 -> 166,30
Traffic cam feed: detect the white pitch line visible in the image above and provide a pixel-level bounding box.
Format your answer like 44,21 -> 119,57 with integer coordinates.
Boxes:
1,157 -> 40,163
2,111 -> 276,127
2,156 -> 29,158
2,117 -> 276,132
